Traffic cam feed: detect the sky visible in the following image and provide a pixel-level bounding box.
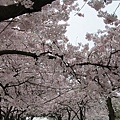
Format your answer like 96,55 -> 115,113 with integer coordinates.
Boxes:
26,117 -> 49,120
33,117 -> 48,120
66,0 -> 120,46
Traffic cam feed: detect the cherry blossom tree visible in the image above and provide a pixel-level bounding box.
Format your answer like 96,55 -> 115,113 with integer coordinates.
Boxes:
0,0 -> 77,119
0,0 -> 120,120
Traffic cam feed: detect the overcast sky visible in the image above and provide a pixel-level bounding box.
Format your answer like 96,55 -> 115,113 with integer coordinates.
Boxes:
66,0 -> 120,46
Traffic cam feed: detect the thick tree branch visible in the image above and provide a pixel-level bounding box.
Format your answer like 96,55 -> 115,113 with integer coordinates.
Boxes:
0,0 -> 56,22
0,50 -> 60,60
0,50 -> 38,59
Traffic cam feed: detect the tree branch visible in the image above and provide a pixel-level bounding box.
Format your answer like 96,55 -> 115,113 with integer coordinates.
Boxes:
0,50 -> 38,60
0,50 -> 61,61
71,62 -> 117,70
0,0 -> 56,22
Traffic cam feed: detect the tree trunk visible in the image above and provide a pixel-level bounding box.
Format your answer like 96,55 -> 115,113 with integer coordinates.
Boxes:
80,107 -> 84,120
106,97 -> 115,120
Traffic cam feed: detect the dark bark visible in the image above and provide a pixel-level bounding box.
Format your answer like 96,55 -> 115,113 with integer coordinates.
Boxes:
80,107 -> 84,120
106,97 -> 115,120
0,0 -> 56,22
0,50 -> 38,59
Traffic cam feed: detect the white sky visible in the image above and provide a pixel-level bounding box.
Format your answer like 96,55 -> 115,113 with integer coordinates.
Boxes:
66,0 -> 120,46
26,117 -> 48,120
33,117 -> 48,120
